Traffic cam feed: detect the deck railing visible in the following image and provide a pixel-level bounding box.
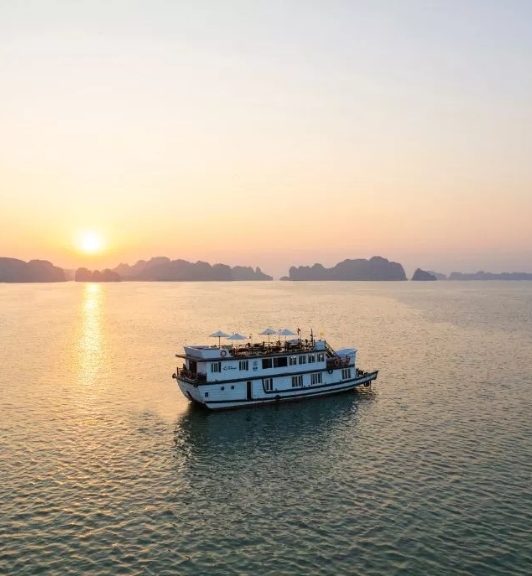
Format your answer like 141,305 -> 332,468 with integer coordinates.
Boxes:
177,368 -> 207,382
227,340 -> 316,357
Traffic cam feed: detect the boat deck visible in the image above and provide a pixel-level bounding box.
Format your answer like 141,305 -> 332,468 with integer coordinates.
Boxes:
177,339 -> 336,361
228,339 -> 327,357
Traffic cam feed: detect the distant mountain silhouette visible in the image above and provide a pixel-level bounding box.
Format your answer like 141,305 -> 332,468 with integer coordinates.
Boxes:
113,257 -> 171,279
288,256 -> 407,281
411,268 -> 437,281
426,270 -> 447,280
449,271 -> 532,281
0,258 -> 65,282
112,257 -> 272,281
75,268 -> 121,282
232,265 -> 271,281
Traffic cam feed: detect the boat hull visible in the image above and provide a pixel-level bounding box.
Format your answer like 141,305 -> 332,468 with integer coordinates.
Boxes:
176,371 -> 378,411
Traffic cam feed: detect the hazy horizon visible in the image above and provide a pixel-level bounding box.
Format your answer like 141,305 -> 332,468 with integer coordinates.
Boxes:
2,1 -> 531,277
3,250 -> 532,281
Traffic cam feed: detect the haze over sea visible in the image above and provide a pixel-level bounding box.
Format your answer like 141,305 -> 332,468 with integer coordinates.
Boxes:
1,281 -> 531,575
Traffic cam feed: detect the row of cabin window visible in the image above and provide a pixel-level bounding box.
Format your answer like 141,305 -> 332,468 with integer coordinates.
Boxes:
210,361 -> 248,373
263,375 -> 309,390
293,370 -> 352,387
264,353 -> 325,369
295,369 -> 351,386
210,353 -> 326,373
264,369 -> 351,391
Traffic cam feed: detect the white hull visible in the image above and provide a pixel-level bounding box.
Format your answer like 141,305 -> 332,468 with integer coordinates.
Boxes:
176,371 -> 378,411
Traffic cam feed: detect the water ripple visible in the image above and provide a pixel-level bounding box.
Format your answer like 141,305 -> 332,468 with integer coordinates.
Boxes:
1,282 -> 532,574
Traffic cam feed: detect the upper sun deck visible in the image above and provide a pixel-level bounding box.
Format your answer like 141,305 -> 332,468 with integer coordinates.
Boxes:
177,338 -> 337,361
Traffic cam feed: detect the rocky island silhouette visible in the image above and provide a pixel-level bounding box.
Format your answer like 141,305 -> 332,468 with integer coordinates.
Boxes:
448,271 -> 532,280
411,268 -> 437,281
110,257 -> 272,281
2,255 -> 532,283
75,268 -> 121,282
0,258 -> 66,283
286,256 -> 407,281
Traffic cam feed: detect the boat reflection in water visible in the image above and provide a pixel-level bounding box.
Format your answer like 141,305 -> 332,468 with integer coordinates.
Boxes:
168,390 -> 378,573
173,390 -> 376,463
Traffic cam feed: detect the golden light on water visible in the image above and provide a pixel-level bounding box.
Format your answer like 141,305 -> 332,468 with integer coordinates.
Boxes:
78,283 -> 103,386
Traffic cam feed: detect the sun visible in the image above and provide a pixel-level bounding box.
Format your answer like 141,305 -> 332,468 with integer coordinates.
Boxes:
77,231 -> 105,255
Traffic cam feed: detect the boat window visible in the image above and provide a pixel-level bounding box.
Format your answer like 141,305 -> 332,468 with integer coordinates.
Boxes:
341,368 -> 351,380
273,356 -> 288,368
289,356 -> 297,366
311,372 -> 322,385
211,362 -> 221,373
262,358 -> 272,369
239,360 -> 249,371
291,375 -> 303,388
317,353 -> 325,362
298,355 -> 307,365
308,354 -> 316,363
264,378 -> 273,392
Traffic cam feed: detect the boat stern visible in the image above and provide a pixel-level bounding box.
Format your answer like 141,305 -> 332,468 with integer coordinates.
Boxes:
172,373 -> 206,405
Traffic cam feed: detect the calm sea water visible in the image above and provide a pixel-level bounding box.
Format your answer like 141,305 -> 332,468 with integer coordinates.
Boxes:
1,281 -> 531,575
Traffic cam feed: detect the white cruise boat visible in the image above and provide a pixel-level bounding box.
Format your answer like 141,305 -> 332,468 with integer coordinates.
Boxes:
172,329 -> 378,410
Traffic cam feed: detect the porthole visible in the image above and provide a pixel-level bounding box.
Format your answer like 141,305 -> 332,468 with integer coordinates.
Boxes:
205,392 -> 209,398
221,386 -> 225,391
231,385 -> 234,389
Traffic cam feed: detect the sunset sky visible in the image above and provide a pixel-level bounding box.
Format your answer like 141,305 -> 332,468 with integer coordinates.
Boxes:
1,0 -> 531,278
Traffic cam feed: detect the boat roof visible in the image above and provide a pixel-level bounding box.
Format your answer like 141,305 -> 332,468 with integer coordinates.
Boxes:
176,339 -> 356,361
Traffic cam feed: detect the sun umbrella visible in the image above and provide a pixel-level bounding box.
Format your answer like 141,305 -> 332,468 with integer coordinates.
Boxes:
278,328 -> 296,336
227,332 -> 248,341
259,327 -> 277,343
209,330 -> 230,347
227,332 -> 248,349
278,328 -> 296,343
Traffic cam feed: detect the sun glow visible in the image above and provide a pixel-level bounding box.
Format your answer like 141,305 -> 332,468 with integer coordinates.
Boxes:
78,231 -> 105,255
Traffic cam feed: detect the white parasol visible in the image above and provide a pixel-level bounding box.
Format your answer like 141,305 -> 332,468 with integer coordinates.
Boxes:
209,330 -> 230,347
227,332 -> 248,350
227,332 -> 248,342
259,327 -> 277,343
278,328 -> 296,343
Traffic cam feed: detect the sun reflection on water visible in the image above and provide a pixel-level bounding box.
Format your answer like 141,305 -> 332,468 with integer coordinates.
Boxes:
78,283 -> 103,386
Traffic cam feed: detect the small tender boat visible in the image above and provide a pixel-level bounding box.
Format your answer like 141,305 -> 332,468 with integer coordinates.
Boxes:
171,328 -> 378,410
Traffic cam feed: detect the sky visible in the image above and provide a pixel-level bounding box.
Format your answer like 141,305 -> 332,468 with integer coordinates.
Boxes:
1,0 -> 531,278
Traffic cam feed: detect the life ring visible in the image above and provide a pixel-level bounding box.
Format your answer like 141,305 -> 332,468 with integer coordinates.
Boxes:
334,358 -> 340,367
345,356 -> 350,364
220,349 -> 227,357
328,369 -> 333,374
